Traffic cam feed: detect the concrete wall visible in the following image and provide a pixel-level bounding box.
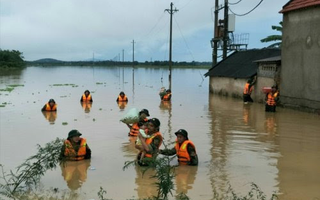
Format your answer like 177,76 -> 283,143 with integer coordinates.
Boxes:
208,77 -> 269,102
208,77 -> 245,99
281,7 -> 320,112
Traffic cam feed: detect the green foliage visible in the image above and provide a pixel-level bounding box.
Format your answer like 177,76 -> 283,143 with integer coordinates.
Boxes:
124,156 -> 178,200
0,49 -> 25,68
0,138 -> 64,199
260,22 -> 282,48
212,183 -> 278,200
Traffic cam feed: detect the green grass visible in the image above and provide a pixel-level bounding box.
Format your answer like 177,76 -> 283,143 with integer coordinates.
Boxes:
0,87 -> 14,92
51,83 -> 78,87
7,84 -> 24,87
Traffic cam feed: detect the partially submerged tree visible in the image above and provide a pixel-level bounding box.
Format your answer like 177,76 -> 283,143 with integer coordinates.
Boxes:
260,22 -> 282,48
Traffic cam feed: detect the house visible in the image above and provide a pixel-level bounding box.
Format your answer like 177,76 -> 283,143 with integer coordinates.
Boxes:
205,48 -> 281,102
279,0 -> 320,112
254,56 -> 281,102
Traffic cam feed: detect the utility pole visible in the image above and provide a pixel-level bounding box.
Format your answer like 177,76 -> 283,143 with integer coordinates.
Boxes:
122,49 -> 124,62
165,2 -> 178,91
132,40 -> 135,65
223,0 -> 229,59
213,0 -> 219,66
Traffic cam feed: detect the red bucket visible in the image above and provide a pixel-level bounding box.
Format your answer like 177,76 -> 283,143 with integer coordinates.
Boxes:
262,87 -> 272,94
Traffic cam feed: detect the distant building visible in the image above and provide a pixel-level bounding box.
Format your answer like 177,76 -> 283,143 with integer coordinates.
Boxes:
280,0 -> 320,112
205,49 -> 281,102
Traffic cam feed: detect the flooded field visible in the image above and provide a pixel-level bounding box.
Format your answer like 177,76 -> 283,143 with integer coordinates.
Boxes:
0,66 -> 320,200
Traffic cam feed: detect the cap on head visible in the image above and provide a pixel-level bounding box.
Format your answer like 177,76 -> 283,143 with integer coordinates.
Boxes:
148,118 -> 160,128
84,90 -> 90,94
175,129 -> 188,140
120,91 -> 125,95
48,99 -> 55,103
68,129 -> 82,138
139,109 -> 150,117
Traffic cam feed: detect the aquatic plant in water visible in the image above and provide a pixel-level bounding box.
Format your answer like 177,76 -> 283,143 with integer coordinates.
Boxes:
123,155 -> 177,200
0,138 -> 64,200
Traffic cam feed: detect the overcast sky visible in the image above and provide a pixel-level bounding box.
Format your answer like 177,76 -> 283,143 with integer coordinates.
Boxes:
0,0 -> 288,62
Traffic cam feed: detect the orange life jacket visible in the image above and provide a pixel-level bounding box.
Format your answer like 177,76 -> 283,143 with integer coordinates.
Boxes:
45,103 -> 57,111
267,92 -> 277,106
117,95 -> 128,102
82,94 -> 92,102
162,93 -> 171,101
144,132 -> 163,158
64,138 -> 87,161
175,140 -> 196,165
129,118 -> 148,137
243,83 -> 253,95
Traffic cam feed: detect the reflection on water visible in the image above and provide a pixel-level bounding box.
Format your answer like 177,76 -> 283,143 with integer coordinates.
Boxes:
42,111 -> 57,124
134,165 -> 158,199
60,160 -> 91,191
80,102 -> 92,113
175,165 -> 198,195
117,101 -> 127,111
1,66 -> 320,200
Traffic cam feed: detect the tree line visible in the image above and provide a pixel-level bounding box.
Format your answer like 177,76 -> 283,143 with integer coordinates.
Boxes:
0,49 -> 26,68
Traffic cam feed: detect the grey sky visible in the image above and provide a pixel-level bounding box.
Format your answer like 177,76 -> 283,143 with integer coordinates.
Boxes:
0,0 -> 288,62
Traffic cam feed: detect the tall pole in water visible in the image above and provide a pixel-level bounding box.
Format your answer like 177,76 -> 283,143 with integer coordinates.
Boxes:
132,40 -> 135,103
165,2 -> 178,91
213,0 -> 219,66
223,0 -> 229,59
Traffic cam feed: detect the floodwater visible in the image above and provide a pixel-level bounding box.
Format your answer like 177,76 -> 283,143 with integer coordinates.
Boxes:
0,66 -> 320,200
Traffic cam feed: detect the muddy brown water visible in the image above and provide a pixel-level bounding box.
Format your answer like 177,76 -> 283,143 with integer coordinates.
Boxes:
0,66 -> 319,200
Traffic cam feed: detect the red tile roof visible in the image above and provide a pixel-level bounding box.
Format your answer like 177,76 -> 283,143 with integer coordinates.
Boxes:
280,0 -> 320,13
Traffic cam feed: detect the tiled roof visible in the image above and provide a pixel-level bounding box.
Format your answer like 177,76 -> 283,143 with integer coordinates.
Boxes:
280,0 -> 320,13
204,49 -> 281,78
254,56 -> 281,63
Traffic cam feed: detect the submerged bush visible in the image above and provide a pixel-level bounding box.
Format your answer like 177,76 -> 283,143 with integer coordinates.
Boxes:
0,138 -> 64,199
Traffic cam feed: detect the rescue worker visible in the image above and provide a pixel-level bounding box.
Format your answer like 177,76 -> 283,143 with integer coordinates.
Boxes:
116,91 -> 128,102
60,130 -> 91,161
41,99 -> 57,111
127,109 -> 150,137
80,90 -> 93,102
161,89 -> 172,101
136,118 -> 163,166
159,129 -> 198,166
243,78 -> 256,103
265,85 -> 279,112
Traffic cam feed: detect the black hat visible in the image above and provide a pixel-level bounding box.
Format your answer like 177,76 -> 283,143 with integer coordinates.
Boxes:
84,90 -> 90,94
175,129 -> 188,140
68,129 -> 82,138
148,118 -> 160,128
48,99 -> 55,103
139,109 -> 150,117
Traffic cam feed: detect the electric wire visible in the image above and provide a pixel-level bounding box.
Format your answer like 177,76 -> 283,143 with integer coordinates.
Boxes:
228,0 -> 242,5
173,16 -> 195,61
228,0 -> 264,16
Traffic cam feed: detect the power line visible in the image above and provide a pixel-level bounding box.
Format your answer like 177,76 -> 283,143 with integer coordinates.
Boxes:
173,16 -> 195,61
229,0 -> 264,16
228,0 -> 242,5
